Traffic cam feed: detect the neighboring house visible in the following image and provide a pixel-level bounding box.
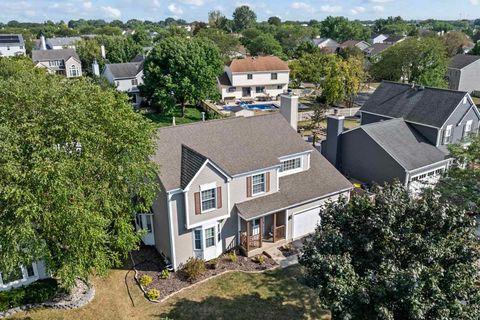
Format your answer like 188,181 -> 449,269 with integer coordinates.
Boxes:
103,56 -> 145,107
143,95 -> 352,269
364,43 -> 392,60
311,37 -> 340,53
0,261 -> 49,292
32,48 -> 82,78
0,34 -> 26,57
217,56 -> 289,102
35,36 -> 82,50
382,35 -> 406,45
371,34 -> 388,44
339,40 -> 371,52
447,54 -> 480,94
322,81 -> 480,192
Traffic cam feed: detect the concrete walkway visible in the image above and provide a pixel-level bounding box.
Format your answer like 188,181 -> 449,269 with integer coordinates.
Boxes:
265,239 -> 304,268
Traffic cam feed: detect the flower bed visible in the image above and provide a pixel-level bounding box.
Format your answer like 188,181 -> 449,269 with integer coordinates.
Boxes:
0,279 -> 58,312
132,248 -> 277,302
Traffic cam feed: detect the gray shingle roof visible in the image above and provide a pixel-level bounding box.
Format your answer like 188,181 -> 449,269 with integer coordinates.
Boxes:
105,62 -> 142,79
32,48 -> 80,62
358,118 -> 448,171
218,72 -> 232,86
180,145 -> 207,189
365,43 -> 391,56
360,81 -> 467,128
235,151 -> 352,219
448,54 -> 480,69
152,113 -> 351,195
46,37 -> 81,48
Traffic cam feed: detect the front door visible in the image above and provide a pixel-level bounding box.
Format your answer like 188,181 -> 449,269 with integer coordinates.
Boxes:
242,87 -> 251,97
136,214 -> 155,245
252,219 -> 260,236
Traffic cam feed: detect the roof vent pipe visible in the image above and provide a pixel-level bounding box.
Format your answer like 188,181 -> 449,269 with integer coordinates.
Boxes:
411,81 -> 415,89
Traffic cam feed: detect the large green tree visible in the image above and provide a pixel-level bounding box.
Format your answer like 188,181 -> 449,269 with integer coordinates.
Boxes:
195,28 -> 240,60
320,16 -> 371,42
437,134 -> 480,214
245,33 -> 284,57
141,37 -> 223,116
0,58 -> 158,289
232,5 -> 257,32
371,37 -> 448,87
300,183 -> 480,319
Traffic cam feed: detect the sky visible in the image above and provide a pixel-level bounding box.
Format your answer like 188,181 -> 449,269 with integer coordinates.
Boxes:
1,0 -> 480,23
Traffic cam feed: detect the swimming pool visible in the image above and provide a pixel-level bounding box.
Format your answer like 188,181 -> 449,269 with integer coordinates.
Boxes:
225,103 -> 279,111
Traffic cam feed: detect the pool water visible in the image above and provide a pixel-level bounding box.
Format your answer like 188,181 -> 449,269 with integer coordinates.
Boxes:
225,103 -> 279,111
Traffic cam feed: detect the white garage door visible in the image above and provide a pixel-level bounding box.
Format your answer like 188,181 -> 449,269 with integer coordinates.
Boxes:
292,207 -> 321,239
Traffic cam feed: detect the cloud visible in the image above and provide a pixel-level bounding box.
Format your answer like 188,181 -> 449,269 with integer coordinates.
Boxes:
168,3 -> 183,15
368,0 -> 392,2
470,0 -> 479,5
291,2 -> 310,9
319,5 -> 342,13
83,1 -> 92,9
350,6 -> 366,14
101,6 -> 121,18
373,5 -> 384,12
179,0 -> 205,6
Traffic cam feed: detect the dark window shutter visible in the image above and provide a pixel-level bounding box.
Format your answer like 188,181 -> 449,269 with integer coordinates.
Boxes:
216,187 -> 222,209
265,172 -> 270,192
246,176 -> 252,198
194,192 -> 201,215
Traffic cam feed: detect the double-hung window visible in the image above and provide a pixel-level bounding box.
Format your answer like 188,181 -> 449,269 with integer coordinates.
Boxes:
205,227 -> 215,247
132,78 -> 138,86
252,173 -> 266,195
247,74 -> 253,80
255,86 -> 265,93
443,125 -> 453,144
464,120 -> 473,138
281,158 -> 301,172
201,188 -> 216,212
271,73 -> 278,80
194,229 -> 202,250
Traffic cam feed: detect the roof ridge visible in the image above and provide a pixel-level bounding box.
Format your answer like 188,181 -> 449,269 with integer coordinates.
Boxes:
381,80 -> 468,95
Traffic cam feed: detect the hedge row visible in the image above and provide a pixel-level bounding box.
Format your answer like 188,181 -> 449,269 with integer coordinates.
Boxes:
0,279 -> 58,312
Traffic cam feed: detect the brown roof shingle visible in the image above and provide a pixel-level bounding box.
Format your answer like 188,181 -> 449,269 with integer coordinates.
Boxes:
227,56 -> 289,73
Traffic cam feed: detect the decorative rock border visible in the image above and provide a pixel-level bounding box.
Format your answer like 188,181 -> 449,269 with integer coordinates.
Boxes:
0,279 -> 95,319
131,253 -> 279,304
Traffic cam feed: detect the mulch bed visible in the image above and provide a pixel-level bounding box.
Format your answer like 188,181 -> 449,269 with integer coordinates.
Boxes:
131,248 -> 277,301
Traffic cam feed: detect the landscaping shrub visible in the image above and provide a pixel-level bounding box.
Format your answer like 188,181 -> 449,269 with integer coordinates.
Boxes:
139,274 -> 153,287
0,279 -> 58,312
182,257 -> 206,282
159,269 -> 170,280
146,288 -> 160,300
227,251 -> 237,263
206,258 -> 219,270
256,255 -> 266,265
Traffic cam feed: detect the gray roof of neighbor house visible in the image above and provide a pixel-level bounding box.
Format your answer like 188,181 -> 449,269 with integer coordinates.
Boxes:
449,54 -> 480,69
235,150 -> 352,219
152,113 -> 352,197
384,35 -> 405,43
217,72 -> 232,86
105,62 -> 142,79
0,34 -> 24,47
360,81 -> 467,128
180,145 -> 208,189
353,118 -> 448,171
46,36 -> 81,48
32,48 -> 80,62
365,43 -> 391,56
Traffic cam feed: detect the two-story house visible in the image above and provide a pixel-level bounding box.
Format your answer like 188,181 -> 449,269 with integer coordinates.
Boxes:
32,48 -> 82,78
103,56 -> 145,107
217,56 -> 289,103
144,94 -> 352,269
322,81 -> 480,193
36,36 -> 81,50
311,38 -> 340,53
0,34 -> 26,57
447,54 -> 480,94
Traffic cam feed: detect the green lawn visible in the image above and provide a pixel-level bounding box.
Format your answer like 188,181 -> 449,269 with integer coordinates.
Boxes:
144,106 -> 203,128
11,266 -> 329,320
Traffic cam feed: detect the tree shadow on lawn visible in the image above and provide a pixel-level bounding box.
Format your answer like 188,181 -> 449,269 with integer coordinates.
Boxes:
155,267 -> 330,320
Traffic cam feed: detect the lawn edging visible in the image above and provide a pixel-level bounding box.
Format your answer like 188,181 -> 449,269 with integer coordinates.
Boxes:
130,253 -> 279,304
0,279 -> 95,319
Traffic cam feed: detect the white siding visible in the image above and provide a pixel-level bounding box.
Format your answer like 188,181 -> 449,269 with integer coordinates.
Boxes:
0,45 -> 26,57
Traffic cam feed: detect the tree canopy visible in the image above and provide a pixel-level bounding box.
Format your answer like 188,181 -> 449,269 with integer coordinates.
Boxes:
320,16 -> 371,42
141,36 -> 223,116
300,182 -> 480,319
232,5 -> 256,32
195,28 -> 240,60
371,37 -> 448,87
0,58 -> 158,289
